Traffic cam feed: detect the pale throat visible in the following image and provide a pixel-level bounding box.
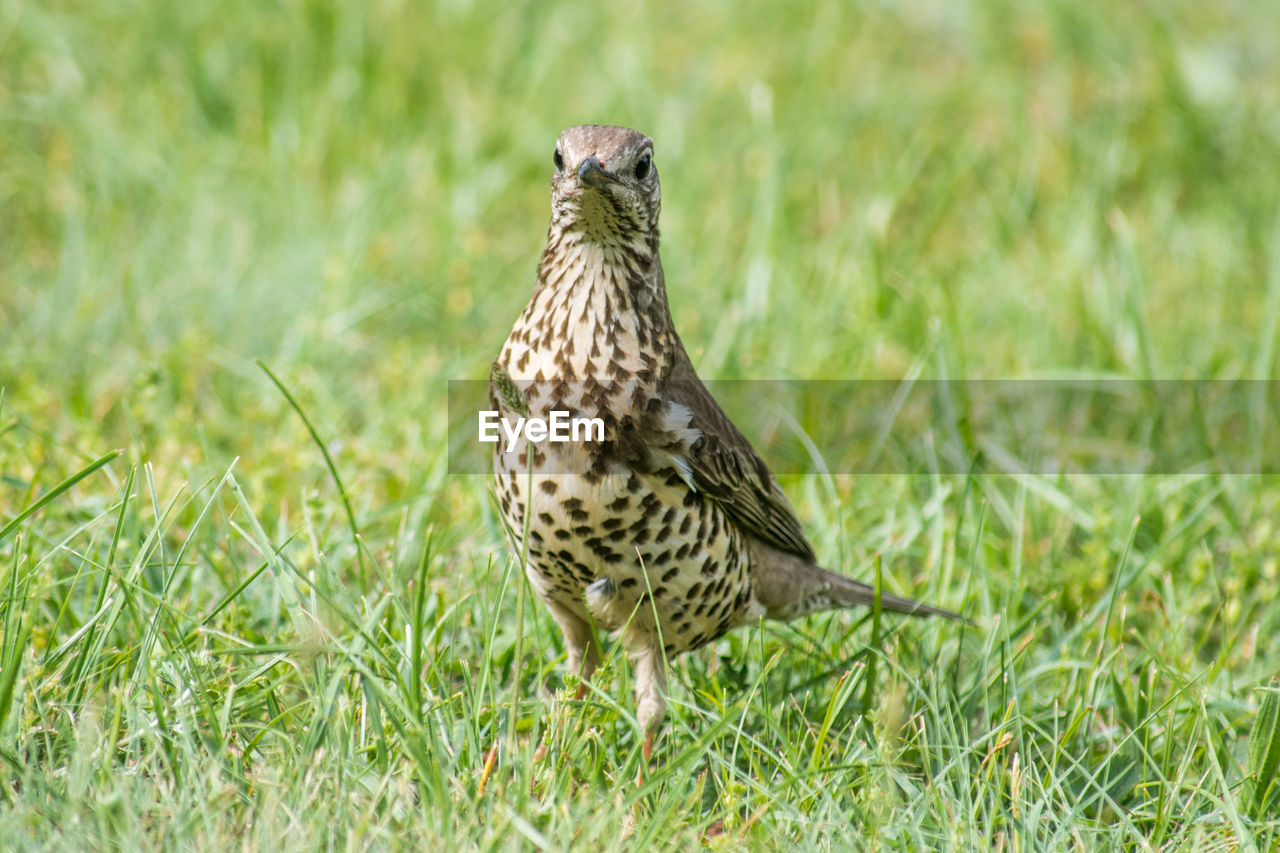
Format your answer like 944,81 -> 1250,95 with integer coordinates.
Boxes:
506,227 -> 665,382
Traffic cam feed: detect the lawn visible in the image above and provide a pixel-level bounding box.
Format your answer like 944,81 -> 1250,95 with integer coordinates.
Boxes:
2,0 -> 1279,848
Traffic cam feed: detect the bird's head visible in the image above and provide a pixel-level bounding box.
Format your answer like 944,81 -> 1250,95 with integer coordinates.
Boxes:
549,125 -> 661,245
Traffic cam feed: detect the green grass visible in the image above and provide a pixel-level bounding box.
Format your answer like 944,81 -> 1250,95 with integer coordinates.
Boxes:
3,0 -> 1280,848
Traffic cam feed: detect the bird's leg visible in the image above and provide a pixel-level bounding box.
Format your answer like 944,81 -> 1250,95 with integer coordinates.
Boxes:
632,645 -> 668,762
544,598 -> 600,695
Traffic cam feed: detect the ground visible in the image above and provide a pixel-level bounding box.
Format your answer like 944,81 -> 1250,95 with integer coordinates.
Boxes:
1,0 -> 1279,848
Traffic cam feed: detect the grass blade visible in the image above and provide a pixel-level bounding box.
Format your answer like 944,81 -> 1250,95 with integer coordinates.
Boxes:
0,450 -> 121,544
255,359 -> 366,583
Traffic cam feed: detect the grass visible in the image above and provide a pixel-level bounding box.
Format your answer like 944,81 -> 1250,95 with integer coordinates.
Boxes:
3,0 -> 1280,848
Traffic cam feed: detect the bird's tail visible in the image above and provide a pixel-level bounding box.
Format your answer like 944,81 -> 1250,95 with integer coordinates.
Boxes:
819,567 -> 964,621
748,538 -> 964,622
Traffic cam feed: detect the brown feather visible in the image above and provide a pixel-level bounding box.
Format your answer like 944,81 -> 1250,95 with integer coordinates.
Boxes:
660,349 -> 817,562
747,538 -> 964,621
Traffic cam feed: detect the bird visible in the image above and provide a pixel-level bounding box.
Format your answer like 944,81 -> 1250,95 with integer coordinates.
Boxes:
490,124 -> 960,759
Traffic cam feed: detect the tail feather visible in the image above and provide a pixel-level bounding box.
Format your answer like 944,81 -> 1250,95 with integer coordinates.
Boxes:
748,537 -> 964,622
822,569 -> 964,621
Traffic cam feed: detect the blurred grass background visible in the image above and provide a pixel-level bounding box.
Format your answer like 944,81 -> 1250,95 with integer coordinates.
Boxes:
3,0 -> 1280,848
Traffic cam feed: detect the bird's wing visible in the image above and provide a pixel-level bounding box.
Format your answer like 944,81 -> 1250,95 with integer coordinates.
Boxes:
654,349 -> 817,562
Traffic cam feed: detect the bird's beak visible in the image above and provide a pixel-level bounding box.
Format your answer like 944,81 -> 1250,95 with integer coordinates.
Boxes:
576,155 -> 616,189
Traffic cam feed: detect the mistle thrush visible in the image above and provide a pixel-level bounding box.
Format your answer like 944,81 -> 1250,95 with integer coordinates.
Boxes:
491,125 -> 960,756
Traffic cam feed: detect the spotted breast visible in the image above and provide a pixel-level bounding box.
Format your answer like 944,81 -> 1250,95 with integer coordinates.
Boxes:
491,124 -> 960,758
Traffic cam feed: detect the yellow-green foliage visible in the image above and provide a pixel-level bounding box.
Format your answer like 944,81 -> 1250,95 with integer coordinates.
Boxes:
2,0 -> 1279,848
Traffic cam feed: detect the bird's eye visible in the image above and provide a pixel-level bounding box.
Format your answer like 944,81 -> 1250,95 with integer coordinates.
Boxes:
634,153 -> 652,180
553,149 -> 564,171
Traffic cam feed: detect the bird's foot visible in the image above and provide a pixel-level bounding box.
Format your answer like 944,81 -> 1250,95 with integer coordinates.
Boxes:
635,730 -> 656,786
